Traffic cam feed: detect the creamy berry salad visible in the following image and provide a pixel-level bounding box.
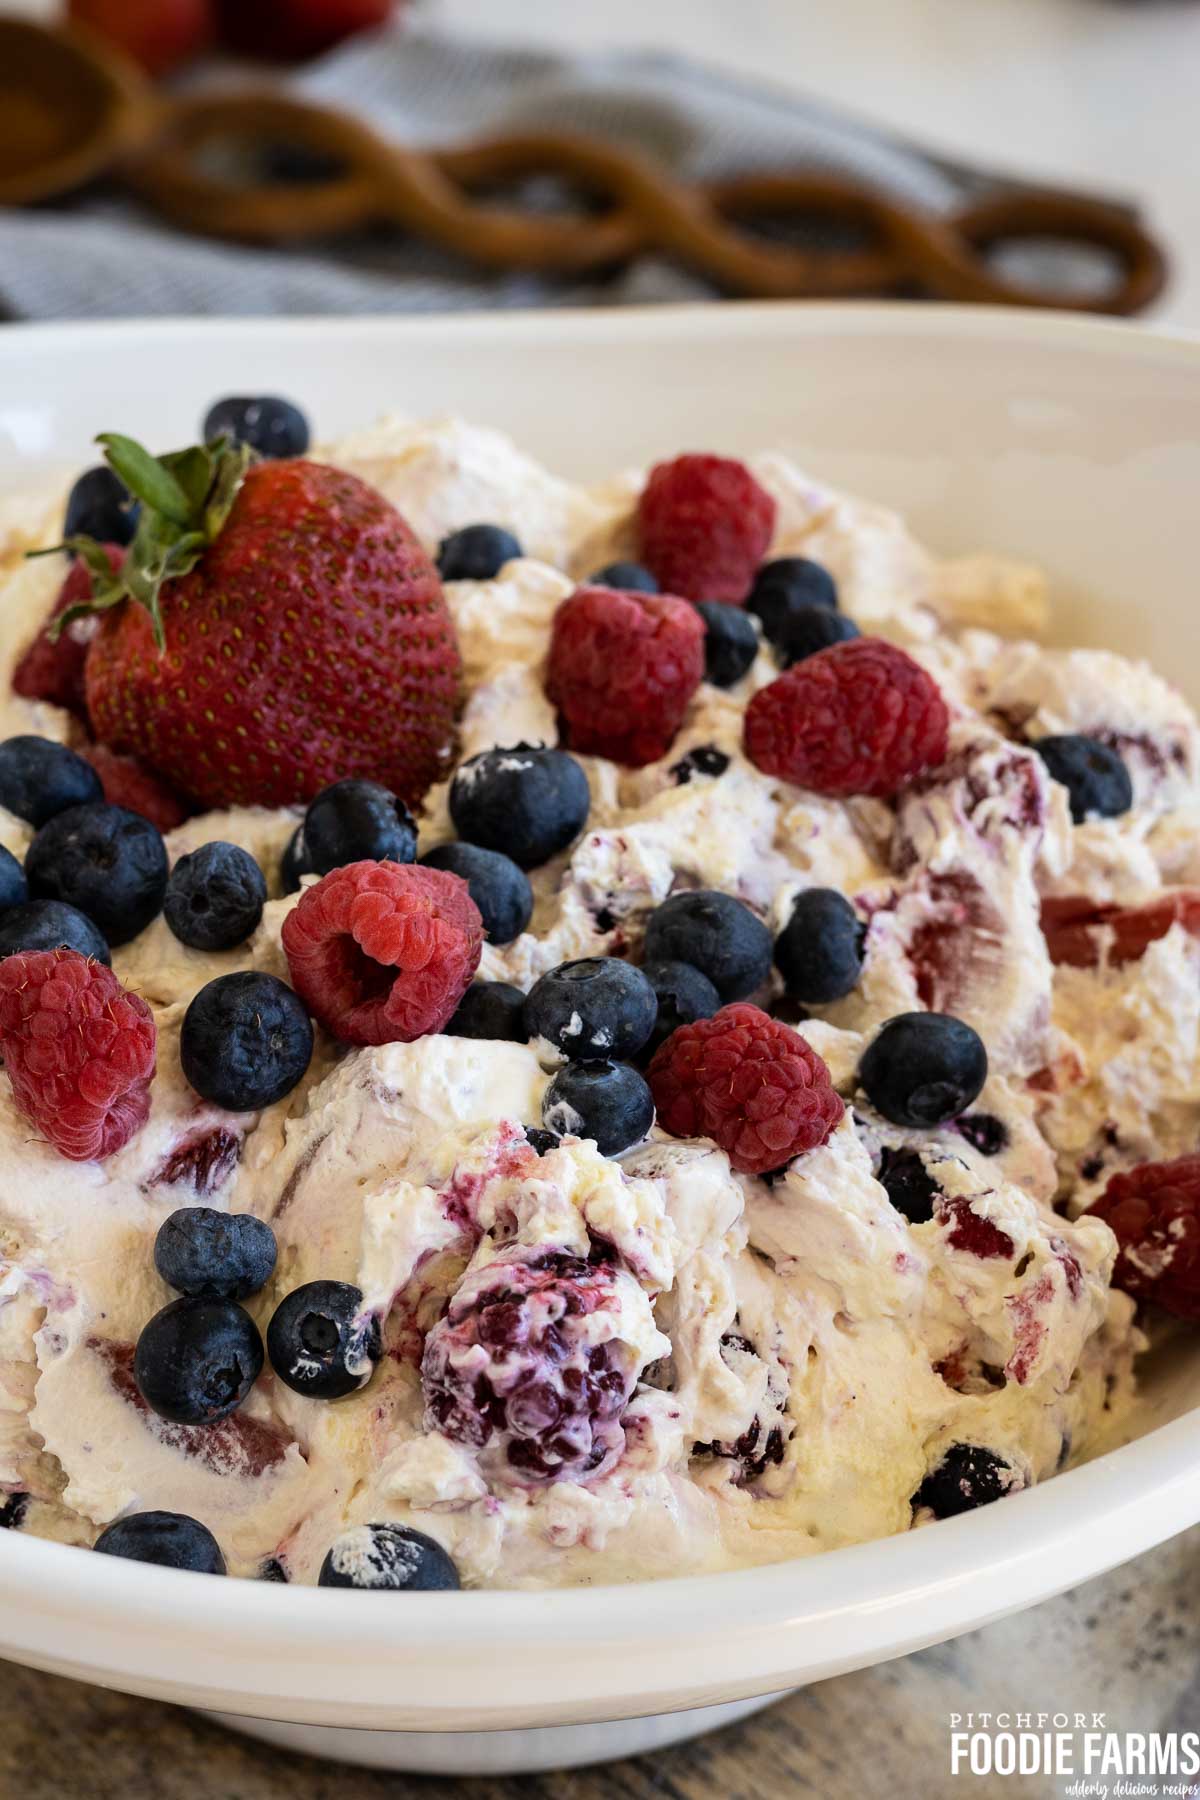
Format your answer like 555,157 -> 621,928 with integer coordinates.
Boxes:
0,398 -> 1194,1593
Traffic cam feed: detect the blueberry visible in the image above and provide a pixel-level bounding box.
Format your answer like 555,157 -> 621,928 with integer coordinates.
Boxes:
318,1522 -> 460,1591
280,824 -> 313,894
0,737 -> 102,828
154,1206 -> 277,1301
450,743 -> 589,870
542,1060 -> 654,1156
267,1279 -> 381,1400
64,465 -> 138,547
94,1511 -> 226,1574
876,1146 -> 939,1224
181,971 -> 313,1111
202,395 -> 309,459
303,779 -> 417,875
670,745 -> 730,784
1034,734 -> 1132,823
0,845 -> 27,911
590,561 -> 658,593
746,557 -> 839,641
436,524 -> 522,582
445,980 -> 529,1042
420,842 -> 532,945
640,957 -> 721,1058
643,890 -> 772,1002
956,1113 -> 1008,1157
693,601 -> 759,688
0,1492 -> 29,1530
163,841 -> 267,952
912,1444 -> 1016,1518
258,1556 -> 289,1582
774,888 -> 865,1004
0,898 -> 109,963
771,603 -> 860,668
134,1296 -> 263,1425
26,802 -> 167,946
859,1012 -> 988,1127
524,1127 -> 560,1156
526,957 -> 657,1061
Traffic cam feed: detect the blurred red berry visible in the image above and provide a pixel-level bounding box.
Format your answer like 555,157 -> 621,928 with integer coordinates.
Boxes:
215,0 -> 393,60
68,0 -> 214,77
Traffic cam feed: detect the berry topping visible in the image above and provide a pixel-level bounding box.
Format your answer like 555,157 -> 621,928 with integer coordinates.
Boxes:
912,1444 -> 1018,1518
542,1060 -> 655,1156
640,957 -> 721,1060
1088,1154 -> 1200,1320
525,957 -> 657,1061
0,898 -> 110,965
939,1196 -> 1015,1260
78,745 -> 190,835
744,638 -> 950,798
280,825 -> 313,895
436,523 -> 523,581
956,1113 -> 1008,1157
0,1492 -> 28,1531
421,1246 -> 640,1484
876,1146 -> 939,1224
692,1331 -> 789,1484
94,1511 -> 226,1574
164,841 -> 267,952
774,888 -> 866,1005
152,1127 -> 242,1196
154,1207 -> 277,1301
746,556 -> 839,636
524,1127 -> 560,1156
134,1296 -> 264,1425
771,603 -> 861,669
859,1012 -> 988,1128
282,861 -> 482,1046
1041,891 -> 1200,970
13,545 -> 123,718
201,395 -> 310,459
319,1522 -> 460,1591
63,464 -> 138,547
180,971 -> 313,1110
0,949 -> 155,1160
450,744 -> 590,871
647,1002 -> 843,1175
643,889 -> 773,1002
1033,733 -> 1133,823
545,585 -> 705,768
420,842 -> 533,946
259,1557 -> 289,1582
0,736 -> 102,828
302,778 -> 417,876
693,600 -> 759,688
636,454 -> 776,604
26,802 -> 167,947
589,560 -> 658,593
267,1280 -> 381,1399
446,980 -> 529,1042
70,435 -> 460,811
0,846 -> 26,912
670,745 -> 730,784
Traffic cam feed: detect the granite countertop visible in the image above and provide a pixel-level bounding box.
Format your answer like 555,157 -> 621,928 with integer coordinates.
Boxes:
4,1523 -> 1198,1800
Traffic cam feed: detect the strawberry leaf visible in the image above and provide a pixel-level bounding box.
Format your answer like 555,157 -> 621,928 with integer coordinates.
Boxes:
97,433 -> 194,526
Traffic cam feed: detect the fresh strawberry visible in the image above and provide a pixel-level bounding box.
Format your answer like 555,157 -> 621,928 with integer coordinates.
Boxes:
79,745 -> 191,834
1041,891 -> 1200,969
63,433 -> 461,812
68,0 -> 214,76
13,544 -> 124,721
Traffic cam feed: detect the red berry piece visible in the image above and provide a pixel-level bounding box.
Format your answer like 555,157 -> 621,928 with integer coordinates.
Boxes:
13,545 -> 124,720
1088,1154 -> 1200,1321
1041,891 -> 1200,970
281,861 -> 482,1046
546,585 -> 705,767
0,948 -> 156,1161
938,1196 -> 1015,1260
646,1002 -> 844,1175
421,1247 -> 640,1484
79,744 -> 190,834
636,454 -> 776,604
745,637 -> 950,798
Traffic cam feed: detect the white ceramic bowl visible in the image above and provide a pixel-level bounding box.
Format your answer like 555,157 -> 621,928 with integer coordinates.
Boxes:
2,305 -> 1200,1776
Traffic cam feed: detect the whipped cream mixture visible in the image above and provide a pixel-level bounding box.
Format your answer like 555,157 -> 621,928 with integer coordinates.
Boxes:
3,416 -> 1190,1586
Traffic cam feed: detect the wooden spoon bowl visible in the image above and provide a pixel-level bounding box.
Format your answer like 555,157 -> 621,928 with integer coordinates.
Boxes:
0,17 -> 150,206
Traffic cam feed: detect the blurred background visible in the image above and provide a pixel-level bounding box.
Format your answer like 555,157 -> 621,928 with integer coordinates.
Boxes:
1,0 -> 1197,326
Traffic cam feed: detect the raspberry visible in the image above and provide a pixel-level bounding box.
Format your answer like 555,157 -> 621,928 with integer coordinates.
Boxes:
12,546 -> 123,719
0,948 -> 156,1161
281,860 -> 482,1046
636,454 -> 776,604
1041,891 -> 1200,970
79,744 -> 190,833
646,1002 -> 844,1174
1088,1154 -> 1200,1321
421,1246 -> 641,1484
744,638 -> 950,798
545,585 -> 705,767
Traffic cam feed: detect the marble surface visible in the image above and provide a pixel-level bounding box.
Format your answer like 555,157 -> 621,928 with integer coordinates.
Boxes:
4,1523 -> 1199,1798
